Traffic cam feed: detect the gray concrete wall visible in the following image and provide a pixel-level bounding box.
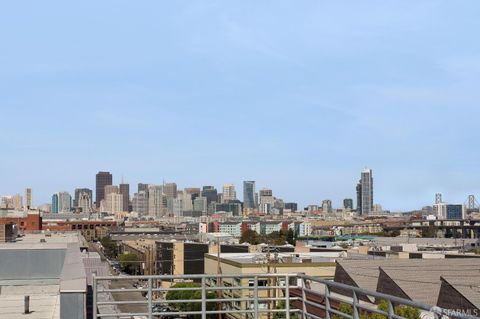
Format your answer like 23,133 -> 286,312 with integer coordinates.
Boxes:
60,292 -> 85,319
0,249 -> 66,279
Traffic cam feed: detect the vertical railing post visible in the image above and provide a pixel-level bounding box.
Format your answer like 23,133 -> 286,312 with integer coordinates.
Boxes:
285,275 -> 290,319
254,275 -> 259,319
92,275 -> 97,319
148,278 -> 153,319
201,277 -> 207,319
301,277 -> 308,319
325,284 -> 331,319
387,300 -> 394,319
352,291 -> 359,319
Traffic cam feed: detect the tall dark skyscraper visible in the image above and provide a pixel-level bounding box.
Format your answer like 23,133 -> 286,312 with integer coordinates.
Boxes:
285,202 -> 298,212
243,181 -> 256,209
95,171 -> 112,208
52,193 -> 59,214
119,183 -> 130,212
356,182 -> 362,214
357,168 -> 373,215
201,186 -> 218,205
343,198 -> 353,210
138,183 -> 148,193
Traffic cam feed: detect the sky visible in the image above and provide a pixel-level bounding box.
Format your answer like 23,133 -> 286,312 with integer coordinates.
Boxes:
1,1 -> 480,211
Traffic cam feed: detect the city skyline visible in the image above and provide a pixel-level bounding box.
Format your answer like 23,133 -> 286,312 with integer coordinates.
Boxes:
2,168 -> 479,212
2,2 -> 480,211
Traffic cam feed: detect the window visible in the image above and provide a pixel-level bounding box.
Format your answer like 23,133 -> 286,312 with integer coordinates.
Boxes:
258,280 -> 268,286
249,279 -> 267,287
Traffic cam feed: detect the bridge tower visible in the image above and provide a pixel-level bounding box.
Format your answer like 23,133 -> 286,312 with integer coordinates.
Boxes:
466,195 -> 479,210
435,193 -> 442,204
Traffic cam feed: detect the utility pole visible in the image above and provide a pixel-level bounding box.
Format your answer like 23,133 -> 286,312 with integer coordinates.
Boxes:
217,236 -> 222,319
266,243 -> 271,319
273,249 -> 279,313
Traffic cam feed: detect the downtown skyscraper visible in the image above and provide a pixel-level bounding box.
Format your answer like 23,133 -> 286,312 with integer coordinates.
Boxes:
96,171 -> 112,208
243,181 -> 256,209
357,168 -> 373,215
25,188 -> 32,209
119,183 -> 130,212
52,191 -> 72,213
74,188 -> 92,208
222,184 -> 236,202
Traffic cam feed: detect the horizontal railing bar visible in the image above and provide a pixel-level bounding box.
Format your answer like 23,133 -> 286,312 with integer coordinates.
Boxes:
101,284 -> 302,293
301,312 -> 323,319
328,307 -> 354,319
97,313 -> 149,318
103,297 -> 294,304
95,273 -> 300,280
97,300 -> 148,305
206,285 -> 300,291
97,307 -> 306,317
300,274 -> 434,312
98,296 -> 304,306
99,288 -> 145,293
356,304 -> 388,316
303,298 -> 326,310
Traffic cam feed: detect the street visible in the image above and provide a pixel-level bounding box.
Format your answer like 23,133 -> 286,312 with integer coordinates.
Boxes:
89,241 -> 149,316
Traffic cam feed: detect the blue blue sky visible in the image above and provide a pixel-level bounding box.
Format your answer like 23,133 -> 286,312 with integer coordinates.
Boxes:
1,1 -> 480,211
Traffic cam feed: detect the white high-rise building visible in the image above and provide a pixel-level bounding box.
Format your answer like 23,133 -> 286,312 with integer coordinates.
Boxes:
182,192 -> 193,211
12,194 -> 23,211
103,192 -> 123,214
167,198 -> 183,217
148,185 -> 164,217
259,188 -> 274,214
193,197 -> 208,213
78,191 -> 93,213
1,196 -> 13,209
322,200 -> 333,214
25,188 -> 32,209
433,202 -> 448,219
222,184 -> 236,202
101,186 -> 123,214
132,191 -> 149,216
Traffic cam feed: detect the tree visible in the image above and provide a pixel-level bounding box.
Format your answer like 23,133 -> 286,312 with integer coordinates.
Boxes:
118,253 -> 141,275
333,301 -> 420,319
421,227 -> 436,238
286,229 -> 296,246
241,229 -> 261,245
100,236 -> 118,259
273,300 -> 300,319
166,282 -> 216,318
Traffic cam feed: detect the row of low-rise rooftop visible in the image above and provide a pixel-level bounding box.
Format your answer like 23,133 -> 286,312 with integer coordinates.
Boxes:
0,223 -> 479,318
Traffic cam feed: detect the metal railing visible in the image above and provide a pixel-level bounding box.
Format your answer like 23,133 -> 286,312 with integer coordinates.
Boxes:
92,273 -> 479,319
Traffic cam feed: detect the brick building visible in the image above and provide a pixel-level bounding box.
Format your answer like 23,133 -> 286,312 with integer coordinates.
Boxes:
42,220 -> 118,241
0,212 -> 42,232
